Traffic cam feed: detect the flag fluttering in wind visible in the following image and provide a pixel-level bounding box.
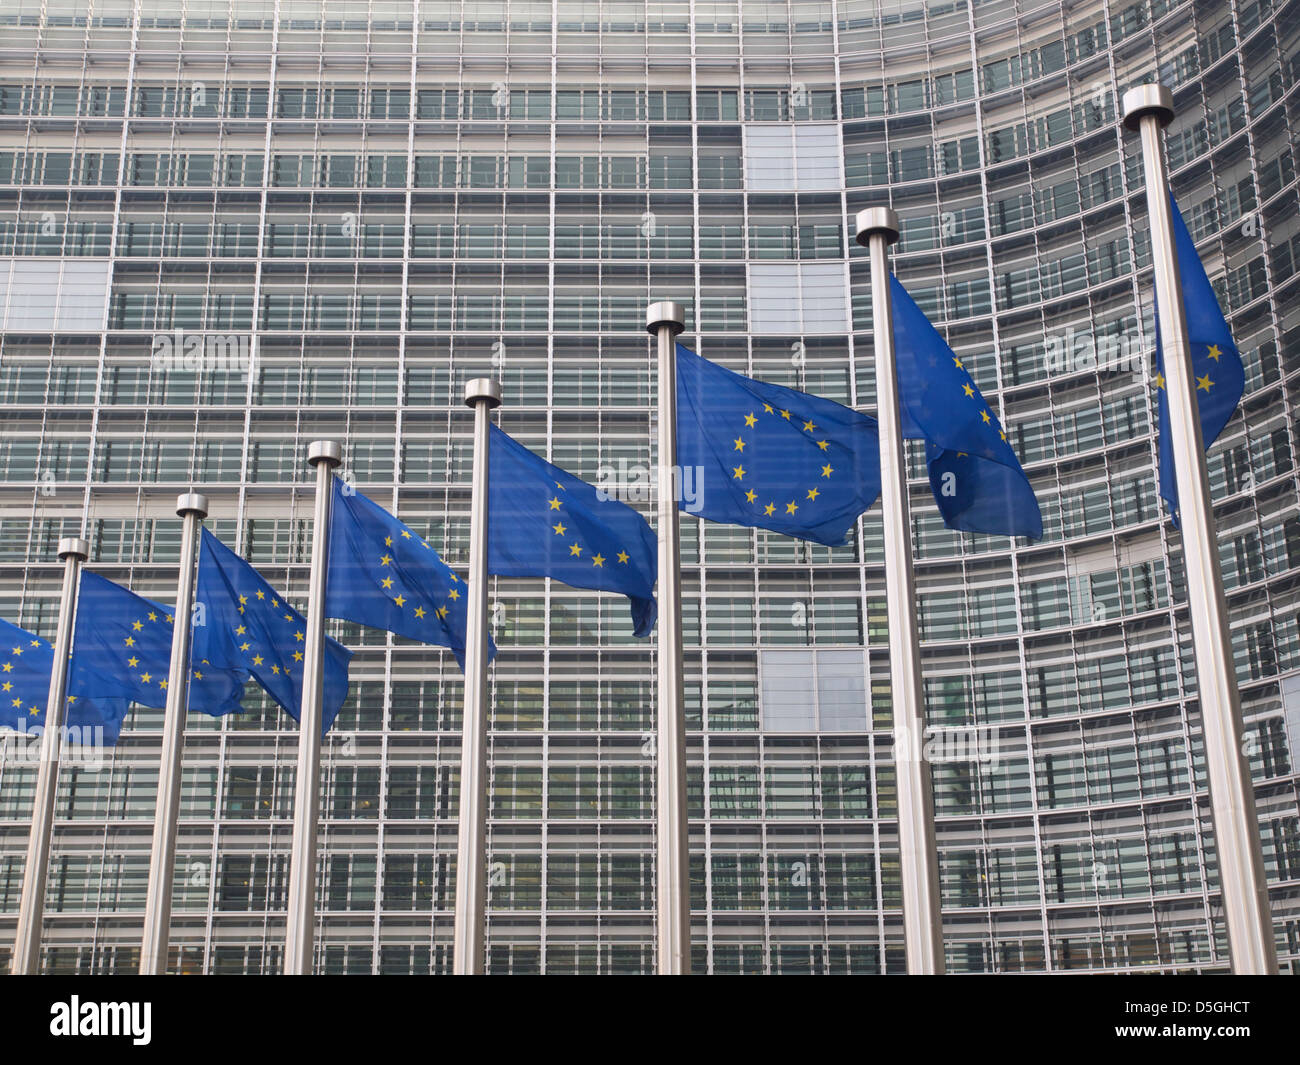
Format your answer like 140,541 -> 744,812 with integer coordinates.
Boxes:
675,344 -> 882,547
890,274 -> 1043,539
325,478 -> 491,668
0,617 -> 131,743
69,571 -> 248,714
487,424 -> 658,637
1154,193 -> 1245,527
194,529 -> 353,733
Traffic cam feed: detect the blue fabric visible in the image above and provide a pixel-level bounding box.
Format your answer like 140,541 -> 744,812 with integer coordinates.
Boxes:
325,478 -> 491,669
891,274 -> 1043,539
487,424 -> 658,637
69,571 -> 248,716
0,617 -> 130,744
675,344 -> 882,547
194,529 -> 353,734
1155,193 -> 1246,527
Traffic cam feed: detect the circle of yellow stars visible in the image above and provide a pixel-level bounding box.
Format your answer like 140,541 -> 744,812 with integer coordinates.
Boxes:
233,590 -> 305,676
121,608 -> 198,691
730,404 -> 835,517
1,638 -> 72,718
549,480 -> 632,567
373,527 -> 459,625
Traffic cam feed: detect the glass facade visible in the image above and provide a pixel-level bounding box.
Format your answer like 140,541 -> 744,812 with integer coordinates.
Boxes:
0,0 -> 1298,974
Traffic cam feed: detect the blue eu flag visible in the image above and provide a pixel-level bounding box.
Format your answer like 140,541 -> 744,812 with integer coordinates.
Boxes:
194,529 -> 353,734
487,425 -> 658,637
1155,194 -> 1246,527
891,275 -> 1043,539
675,344 -> 882,547
325,477 -> 490,669
0,617 -> 131,744
69,571 -> 248,716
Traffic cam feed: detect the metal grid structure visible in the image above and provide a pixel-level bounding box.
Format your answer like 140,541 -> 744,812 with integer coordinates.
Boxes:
0,0 -> 1296,973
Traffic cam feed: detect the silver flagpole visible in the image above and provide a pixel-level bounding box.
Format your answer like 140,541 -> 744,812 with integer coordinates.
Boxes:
855,209 -> 945,974
1122,84 -> 1277,974
11,536 -> 89,975
139,492 -> 208,975
452,377 -> 502,975
284,439 -> 342,975
646,301 -> 690,975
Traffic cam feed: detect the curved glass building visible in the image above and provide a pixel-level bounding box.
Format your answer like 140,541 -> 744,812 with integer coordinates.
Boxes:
0,0 -> 1297,974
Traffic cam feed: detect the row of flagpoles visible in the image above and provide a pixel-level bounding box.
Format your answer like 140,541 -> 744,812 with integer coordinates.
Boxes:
5,84 -> 1277,976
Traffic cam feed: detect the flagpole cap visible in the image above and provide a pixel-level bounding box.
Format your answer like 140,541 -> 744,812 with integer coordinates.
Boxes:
464,377 -> 503,409
1121,84 -> 1174,131
57,537 -> 89,561
646,301 -> 686,336
176,492 -> 209,518
855,207 -> 900,247
307,440 -> 343,467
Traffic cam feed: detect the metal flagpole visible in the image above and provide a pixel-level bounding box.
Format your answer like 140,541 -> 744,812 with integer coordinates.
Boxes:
139,493 -> 208,975
11,536 -> 89,975
646,301 -> 690,975
1122,84 -> 1277,974
452,377 -> 502,975
284,439 -> 342,975
855,209 -> 945,974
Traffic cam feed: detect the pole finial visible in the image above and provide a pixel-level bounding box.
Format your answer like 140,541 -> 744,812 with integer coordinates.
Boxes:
855,207 -> 900,248
307,440 -> 343,467
646,301 -> 686,336
56,537 -> 89,561
176,492 -> 209,519
1121,83 -> 1174,132
464,377 -> 503,409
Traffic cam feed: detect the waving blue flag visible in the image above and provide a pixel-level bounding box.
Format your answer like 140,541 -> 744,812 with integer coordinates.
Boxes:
487,424 -> 658,637
675,344 -> 882,547
0,618 -> 130,744
69,572 -> 248,715
325,478 -> 490,669
1155,194 -> 1246,527
194,529 -> 353,734
891,275 -> 1043,539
